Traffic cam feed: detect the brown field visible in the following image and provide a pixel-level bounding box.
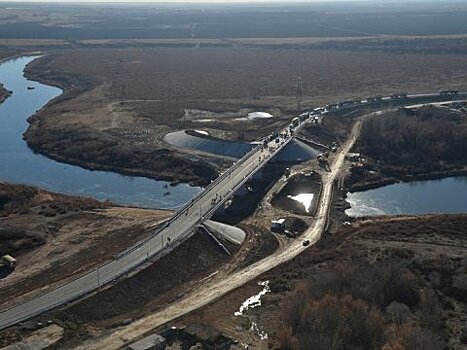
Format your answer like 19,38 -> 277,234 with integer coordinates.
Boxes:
0,182 -> 171,308
22,47 -> 467,184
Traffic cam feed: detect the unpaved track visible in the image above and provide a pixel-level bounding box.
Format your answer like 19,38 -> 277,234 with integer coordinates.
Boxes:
75,119 -> 363,350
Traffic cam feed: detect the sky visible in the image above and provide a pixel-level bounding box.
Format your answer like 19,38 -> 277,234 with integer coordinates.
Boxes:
0,0 -> 371,2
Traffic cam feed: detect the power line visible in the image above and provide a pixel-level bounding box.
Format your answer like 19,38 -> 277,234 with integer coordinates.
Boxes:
296,76 -> 303,111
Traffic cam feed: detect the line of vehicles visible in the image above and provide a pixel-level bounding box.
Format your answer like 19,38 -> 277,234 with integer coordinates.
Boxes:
304,90 -> 463,114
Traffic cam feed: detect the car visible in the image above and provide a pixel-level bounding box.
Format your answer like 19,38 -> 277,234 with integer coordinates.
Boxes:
302,239 -> 310,247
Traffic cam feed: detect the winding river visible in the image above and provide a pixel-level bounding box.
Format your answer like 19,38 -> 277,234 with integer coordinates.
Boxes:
0,56 -> 201,208
2,56 -> 466,215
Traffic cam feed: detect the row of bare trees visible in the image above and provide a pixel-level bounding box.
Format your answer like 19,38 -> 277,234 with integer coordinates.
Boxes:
356,107 -> 467,176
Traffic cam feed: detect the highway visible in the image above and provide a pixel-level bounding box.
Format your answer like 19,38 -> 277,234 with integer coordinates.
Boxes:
0,91 -> 465,331
75,97 -> 366,350
0,117 -> 296,330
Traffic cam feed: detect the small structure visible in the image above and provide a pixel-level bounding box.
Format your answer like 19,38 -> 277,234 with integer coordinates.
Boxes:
182,323 -> 232,350
1,255 -> 17,268
271,218 -> 286,233
126,333 -> 166,350
346,153 -> 360,162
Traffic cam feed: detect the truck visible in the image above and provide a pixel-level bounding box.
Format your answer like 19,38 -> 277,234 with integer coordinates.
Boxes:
292,117 -> 300,128
1,255 -> 17,268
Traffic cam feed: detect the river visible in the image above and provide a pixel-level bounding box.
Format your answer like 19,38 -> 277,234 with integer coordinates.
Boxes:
0,56 -> 201,208
346,176 -> 467,217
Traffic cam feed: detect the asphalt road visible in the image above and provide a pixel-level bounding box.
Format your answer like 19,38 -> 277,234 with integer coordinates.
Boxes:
73,96 -> 467,350
0,92 -> 465,331
75,100 -> 365,350
0,120 -> 294,330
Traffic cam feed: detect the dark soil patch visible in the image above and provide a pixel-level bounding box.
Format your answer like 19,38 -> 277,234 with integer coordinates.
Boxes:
213,163 -> 289,225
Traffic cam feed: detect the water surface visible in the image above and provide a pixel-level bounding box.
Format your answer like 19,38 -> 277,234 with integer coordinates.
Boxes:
287,193 -> 314,213
0,56 -> 201,208
346,177 -> 467,217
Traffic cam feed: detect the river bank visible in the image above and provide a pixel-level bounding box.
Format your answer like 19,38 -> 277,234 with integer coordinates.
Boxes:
22,54 -> 218,187
0,181 -> 172,306
0,56 -> 203,208
0,83 -> 11,104
348,168 -> 467,193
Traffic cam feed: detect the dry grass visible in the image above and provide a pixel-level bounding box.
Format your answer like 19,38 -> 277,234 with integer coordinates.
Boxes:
36,48 -> 467,108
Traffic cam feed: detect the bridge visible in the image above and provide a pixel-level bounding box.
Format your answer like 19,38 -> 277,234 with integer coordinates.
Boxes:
0,115 -> 299,330
0,91 -> 465,330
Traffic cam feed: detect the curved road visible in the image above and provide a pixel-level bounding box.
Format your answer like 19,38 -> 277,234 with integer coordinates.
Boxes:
0,93 -> 464,334
0,118 -> 293,330
75,96 -> 466,349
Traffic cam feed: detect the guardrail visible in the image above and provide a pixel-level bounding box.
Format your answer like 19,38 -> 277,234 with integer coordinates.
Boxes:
2,93 -> 464,330
115,144 -> 261,259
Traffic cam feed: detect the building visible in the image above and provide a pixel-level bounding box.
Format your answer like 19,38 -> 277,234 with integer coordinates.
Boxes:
346,153 -> 361,162
127,333 -> 167,350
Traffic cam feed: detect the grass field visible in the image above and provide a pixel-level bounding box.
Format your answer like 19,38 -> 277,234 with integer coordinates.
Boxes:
22,47 -> 467,184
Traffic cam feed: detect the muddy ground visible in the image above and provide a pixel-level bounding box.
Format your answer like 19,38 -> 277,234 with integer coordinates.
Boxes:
0,182 -> 171,307
271,171 -> 322,216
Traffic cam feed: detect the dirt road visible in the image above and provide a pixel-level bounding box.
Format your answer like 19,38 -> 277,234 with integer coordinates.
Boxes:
74,119 -> 363,350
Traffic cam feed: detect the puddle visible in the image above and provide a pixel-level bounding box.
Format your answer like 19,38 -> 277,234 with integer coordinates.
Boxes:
247,112 -> 273,120
287,193 -> 314,213
195,118 -> 215,122
235,281 -> 270,340
194,130 -> 209,136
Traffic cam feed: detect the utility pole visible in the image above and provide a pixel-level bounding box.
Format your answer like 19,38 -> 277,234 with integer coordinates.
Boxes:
121,83 -> 127,101
296,76 -> 303,112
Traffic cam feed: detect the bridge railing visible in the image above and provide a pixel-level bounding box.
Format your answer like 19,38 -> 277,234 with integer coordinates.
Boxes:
115,143 -> 262,259
3,93 -> 466,331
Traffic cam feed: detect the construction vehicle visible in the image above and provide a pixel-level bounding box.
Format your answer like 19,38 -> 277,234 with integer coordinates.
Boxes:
1,255 -> 16,268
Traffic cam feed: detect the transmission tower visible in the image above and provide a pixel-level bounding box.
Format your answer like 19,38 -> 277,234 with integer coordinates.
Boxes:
296,76 -> 303,111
